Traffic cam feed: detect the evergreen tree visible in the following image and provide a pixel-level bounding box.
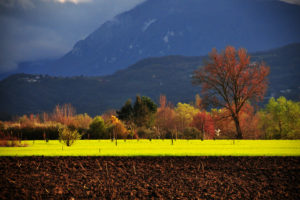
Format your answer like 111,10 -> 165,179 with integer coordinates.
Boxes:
117,99 -> 133,123
133,95 -> 157,127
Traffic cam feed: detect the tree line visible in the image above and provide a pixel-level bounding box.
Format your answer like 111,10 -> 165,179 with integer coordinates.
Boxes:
1,95 -> 299,142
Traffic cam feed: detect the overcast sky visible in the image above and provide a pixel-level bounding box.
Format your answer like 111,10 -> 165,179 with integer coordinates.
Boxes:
0,0 -> 299,73
0,0 -> 144,72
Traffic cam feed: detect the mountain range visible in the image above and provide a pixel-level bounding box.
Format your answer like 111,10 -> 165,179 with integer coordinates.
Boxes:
3,0 -> 300,77
0,43 -> 299,120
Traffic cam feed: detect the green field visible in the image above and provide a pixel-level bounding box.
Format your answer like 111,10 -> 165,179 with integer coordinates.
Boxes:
1,140 -> 300,156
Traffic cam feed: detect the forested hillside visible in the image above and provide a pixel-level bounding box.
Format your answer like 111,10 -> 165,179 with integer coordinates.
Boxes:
0,43 -> 299,119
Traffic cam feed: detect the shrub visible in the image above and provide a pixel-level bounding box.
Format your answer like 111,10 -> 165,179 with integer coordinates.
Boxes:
5,125 -> 60,140
0,131 -> 27,147
59,127 -> 81,146
183,127 -> 203,140
88,116 -> 107,139
136,127 -> 156,139
165,130 -> 181,139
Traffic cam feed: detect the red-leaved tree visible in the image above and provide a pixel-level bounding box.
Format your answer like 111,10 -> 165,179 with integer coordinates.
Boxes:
191,112 -> 215,139
193,46 -> 269,139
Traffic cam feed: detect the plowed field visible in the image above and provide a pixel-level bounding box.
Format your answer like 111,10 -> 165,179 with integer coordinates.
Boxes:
1,157 -> 299,199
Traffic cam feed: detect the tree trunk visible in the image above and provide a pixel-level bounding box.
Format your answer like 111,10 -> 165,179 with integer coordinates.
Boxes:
279,120 -> 282,136
114,129 -> 117,146
233,115 -> 243,139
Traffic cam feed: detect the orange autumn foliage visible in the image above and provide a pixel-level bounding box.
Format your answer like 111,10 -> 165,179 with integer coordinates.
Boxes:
156,95 -> 176,137
212,103 -> 261,139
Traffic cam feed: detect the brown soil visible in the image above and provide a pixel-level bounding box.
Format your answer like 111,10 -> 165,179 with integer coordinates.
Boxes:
0,157 -> 299,199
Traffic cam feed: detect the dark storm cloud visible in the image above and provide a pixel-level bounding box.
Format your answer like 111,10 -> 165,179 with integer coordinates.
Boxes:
0,0 -> 144,72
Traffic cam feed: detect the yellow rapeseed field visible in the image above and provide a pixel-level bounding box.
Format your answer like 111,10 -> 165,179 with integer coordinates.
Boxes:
0,139 -> 300,156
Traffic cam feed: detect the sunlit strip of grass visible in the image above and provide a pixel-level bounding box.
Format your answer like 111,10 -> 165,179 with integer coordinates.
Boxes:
0,140 -> 300,156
